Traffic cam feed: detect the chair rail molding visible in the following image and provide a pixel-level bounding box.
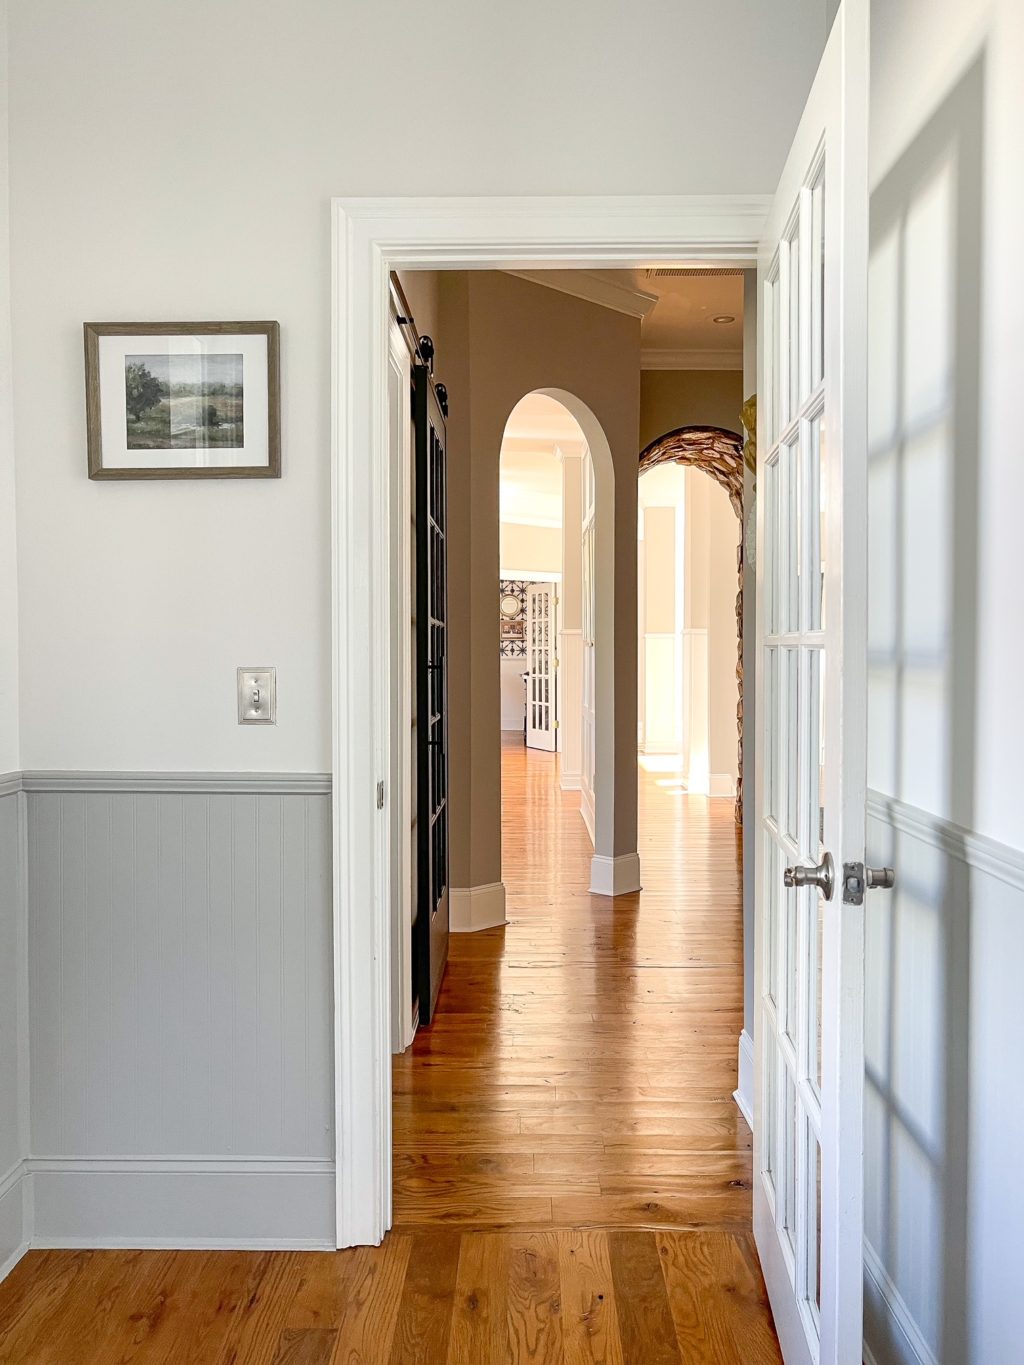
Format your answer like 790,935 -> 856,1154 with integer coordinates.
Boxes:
332,193 -> 768,1247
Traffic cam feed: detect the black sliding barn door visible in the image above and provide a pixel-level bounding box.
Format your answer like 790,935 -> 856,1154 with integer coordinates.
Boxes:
413,363 -> 449,1025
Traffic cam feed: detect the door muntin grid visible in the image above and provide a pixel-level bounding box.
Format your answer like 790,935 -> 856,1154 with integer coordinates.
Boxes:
761,149 -> 828,1351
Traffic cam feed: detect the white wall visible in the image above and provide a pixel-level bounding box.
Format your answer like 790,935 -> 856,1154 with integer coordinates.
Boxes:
0,2 -> 18,777
866,3 -> 1024,1360
4,0 -> 827,774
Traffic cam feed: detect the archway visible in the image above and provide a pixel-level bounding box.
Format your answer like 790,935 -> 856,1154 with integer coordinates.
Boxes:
638,424 -> 745,822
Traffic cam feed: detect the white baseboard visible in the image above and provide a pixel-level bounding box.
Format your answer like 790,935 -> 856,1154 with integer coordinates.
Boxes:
559,771 -> 582,791
0,1157 -> 29,1283
709,773 -> 737,798
26,1156 -> 335,1250
863,1237 -> 937,1365
30,1235 -> 335,1252
449,881 -> 507,932
590,852 -> 642,897
733,1029 -> 754,1128
580,793 -> 596,846
0,1160 -> 30,1286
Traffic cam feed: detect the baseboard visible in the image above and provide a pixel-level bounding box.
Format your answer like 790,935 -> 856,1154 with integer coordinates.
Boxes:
559,771 -> 582,792
449,882 -> 507,932
0,1237 -> 30,1285
27,1156 -> 335,1249
580,793 -> 596,846
30,1235 -> 335,1252
0,1160 -> 30,1286
863,1237 -> 937,1365
733,1029 -> 754,1128
590,852 -> 641,897
709,773 -> 737,798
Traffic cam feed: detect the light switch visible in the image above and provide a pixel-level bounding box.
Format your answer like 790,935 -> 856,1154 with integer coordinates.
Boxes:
238,667 -> 277,724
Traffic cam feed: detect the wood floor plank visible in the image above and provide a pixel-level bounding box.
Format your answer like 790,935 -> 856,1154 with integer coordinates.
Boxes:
446,1233 -> 509,1364
557,1230 -> 623,1365
330,1237 -> 412,1365
505,1232 -> 563,1364
386,1231 -> 460,1365
272,1328 -> 338,1365
607,1231 -> 682,1365
655,1232 -> 747,1363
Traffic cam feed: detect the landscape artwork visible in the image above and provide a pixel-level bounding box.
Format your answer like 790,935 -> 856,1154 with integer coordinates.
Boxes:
125,352 -> 244,449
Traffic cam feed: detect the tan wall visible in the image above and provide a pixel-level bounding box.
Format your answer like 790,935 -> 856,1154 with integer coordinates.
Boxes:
391,271 -> 641,890
499,522 -> 561,575
424,273 -> 640,888
639,369 -> 744,449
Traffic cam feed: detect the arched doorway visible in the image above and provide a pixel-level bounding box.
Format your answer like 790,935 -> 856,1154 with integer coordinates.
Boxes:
638,424 -> 745,822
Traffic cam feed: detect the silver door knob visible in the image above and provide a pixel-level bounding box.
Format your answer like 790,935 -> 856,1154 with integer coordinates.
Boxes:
783,850 -> 835,901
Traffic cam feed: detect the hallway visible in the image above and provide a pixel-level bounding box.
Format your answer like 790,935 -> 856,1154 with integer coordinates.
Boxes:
0,741 -> 780,1364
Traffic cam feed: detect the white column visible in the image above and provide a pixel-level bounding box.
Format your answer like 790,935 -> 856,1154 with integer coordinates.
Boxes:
557,446 -> 584,790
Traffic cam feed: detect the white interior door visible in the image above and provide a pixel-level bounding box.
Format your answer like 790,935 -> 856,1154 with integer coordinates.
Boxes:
754,3 -> 868,1362
526,582 -> 557,751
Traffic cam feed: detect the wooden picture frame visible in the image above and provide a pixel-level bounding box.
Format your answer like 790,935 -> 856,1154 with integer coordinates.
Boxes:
84,321 -> 281,479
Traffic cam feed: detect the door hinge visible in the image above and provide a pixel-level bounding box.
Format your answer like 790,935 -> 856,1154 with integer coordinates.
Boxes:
376,779 -> 385,810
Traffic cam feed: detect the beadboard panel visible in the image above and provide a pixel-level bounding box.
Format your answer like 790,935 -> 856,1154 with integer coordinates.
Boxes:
864,792 -> 1024,1365
0,789 -> 29,1274
27,788 -> 334,1170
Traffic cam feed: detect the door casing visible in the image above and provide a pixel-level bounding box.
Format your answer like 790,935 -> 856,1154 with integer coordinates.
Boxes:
330,195 -> 767,1246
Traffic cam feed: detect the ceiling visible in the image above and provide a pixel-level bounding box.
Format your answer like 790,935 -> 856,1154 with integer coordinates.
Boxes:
618,269 -> 744,358
499,393 -> 586,528
505,268 -> 745,367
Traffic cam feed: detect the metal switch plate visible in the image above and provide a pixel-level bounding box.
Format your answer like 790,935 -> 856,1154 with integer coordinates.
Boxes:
237,667 -> 277,724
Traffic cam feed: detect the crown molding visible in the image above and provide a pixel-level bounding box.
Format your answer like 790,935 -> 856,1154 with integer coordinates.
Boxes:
641,347 -> 743,371
505,269 -> 659,320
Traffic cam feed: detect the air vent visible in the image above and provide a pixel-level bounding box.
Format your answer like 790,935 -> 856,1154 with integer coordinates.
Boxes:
645,267 -> 744,279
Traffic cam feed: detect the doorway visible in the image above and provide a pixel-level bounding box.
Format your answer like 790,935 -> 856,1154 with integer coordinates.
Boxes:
331,200 -> 765,1247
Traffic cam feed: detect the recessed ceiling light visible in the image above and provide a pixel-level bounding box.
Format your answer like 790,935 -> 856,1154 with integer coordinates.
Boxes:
712,314 -> 736,324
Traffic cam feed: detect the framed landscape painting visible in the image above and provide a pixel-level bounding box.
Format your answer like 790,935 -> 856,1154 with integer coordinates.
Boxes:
84,321 -> 280,478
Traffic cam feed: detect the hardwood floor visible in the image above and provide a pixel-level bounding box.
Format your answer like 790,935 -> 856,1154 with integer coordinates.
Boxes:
0,739 -> 779,1364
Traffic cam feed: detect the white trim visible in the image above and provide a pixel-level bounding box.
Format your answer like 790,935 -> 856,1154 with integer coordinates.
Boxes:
863,1238 -> 937,1365
24,1156 -> 334,1176
332,193 -> 768,1247
640,347 -> 743,371
589,852 -> 642,897
31,1236 -> 335,1252
0,1158 -> 24,1203
16,771 -> 331,795
506,268 -> 659,319
0,1240 -> 30,1284
448,882 -> 507,933
733,1029 -> 754,1128
867,790 -> 1024,892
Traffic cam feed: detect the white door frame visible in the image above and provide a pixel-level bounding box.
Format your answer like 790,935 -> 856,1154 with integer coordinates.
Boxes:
330,195 -> 767,1246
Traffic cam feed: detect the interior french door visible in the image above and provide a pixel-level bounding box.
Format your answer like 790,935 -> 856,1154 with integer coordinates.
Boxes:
413,362 -> 450,1026
526,583 -> 557,751
754,2 -> 868,1362
580,450 -> 597,843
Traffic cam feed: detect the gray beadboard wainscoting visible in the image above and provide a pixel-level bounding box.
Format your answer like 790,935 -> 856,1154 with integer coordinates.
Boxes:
2,772 -> 334,1259
863,792 -> 1024,1365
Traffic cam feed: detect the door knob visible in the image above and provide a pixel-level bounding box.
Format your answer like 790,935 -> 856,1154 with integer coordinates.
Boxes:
783,850 -> 835,901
